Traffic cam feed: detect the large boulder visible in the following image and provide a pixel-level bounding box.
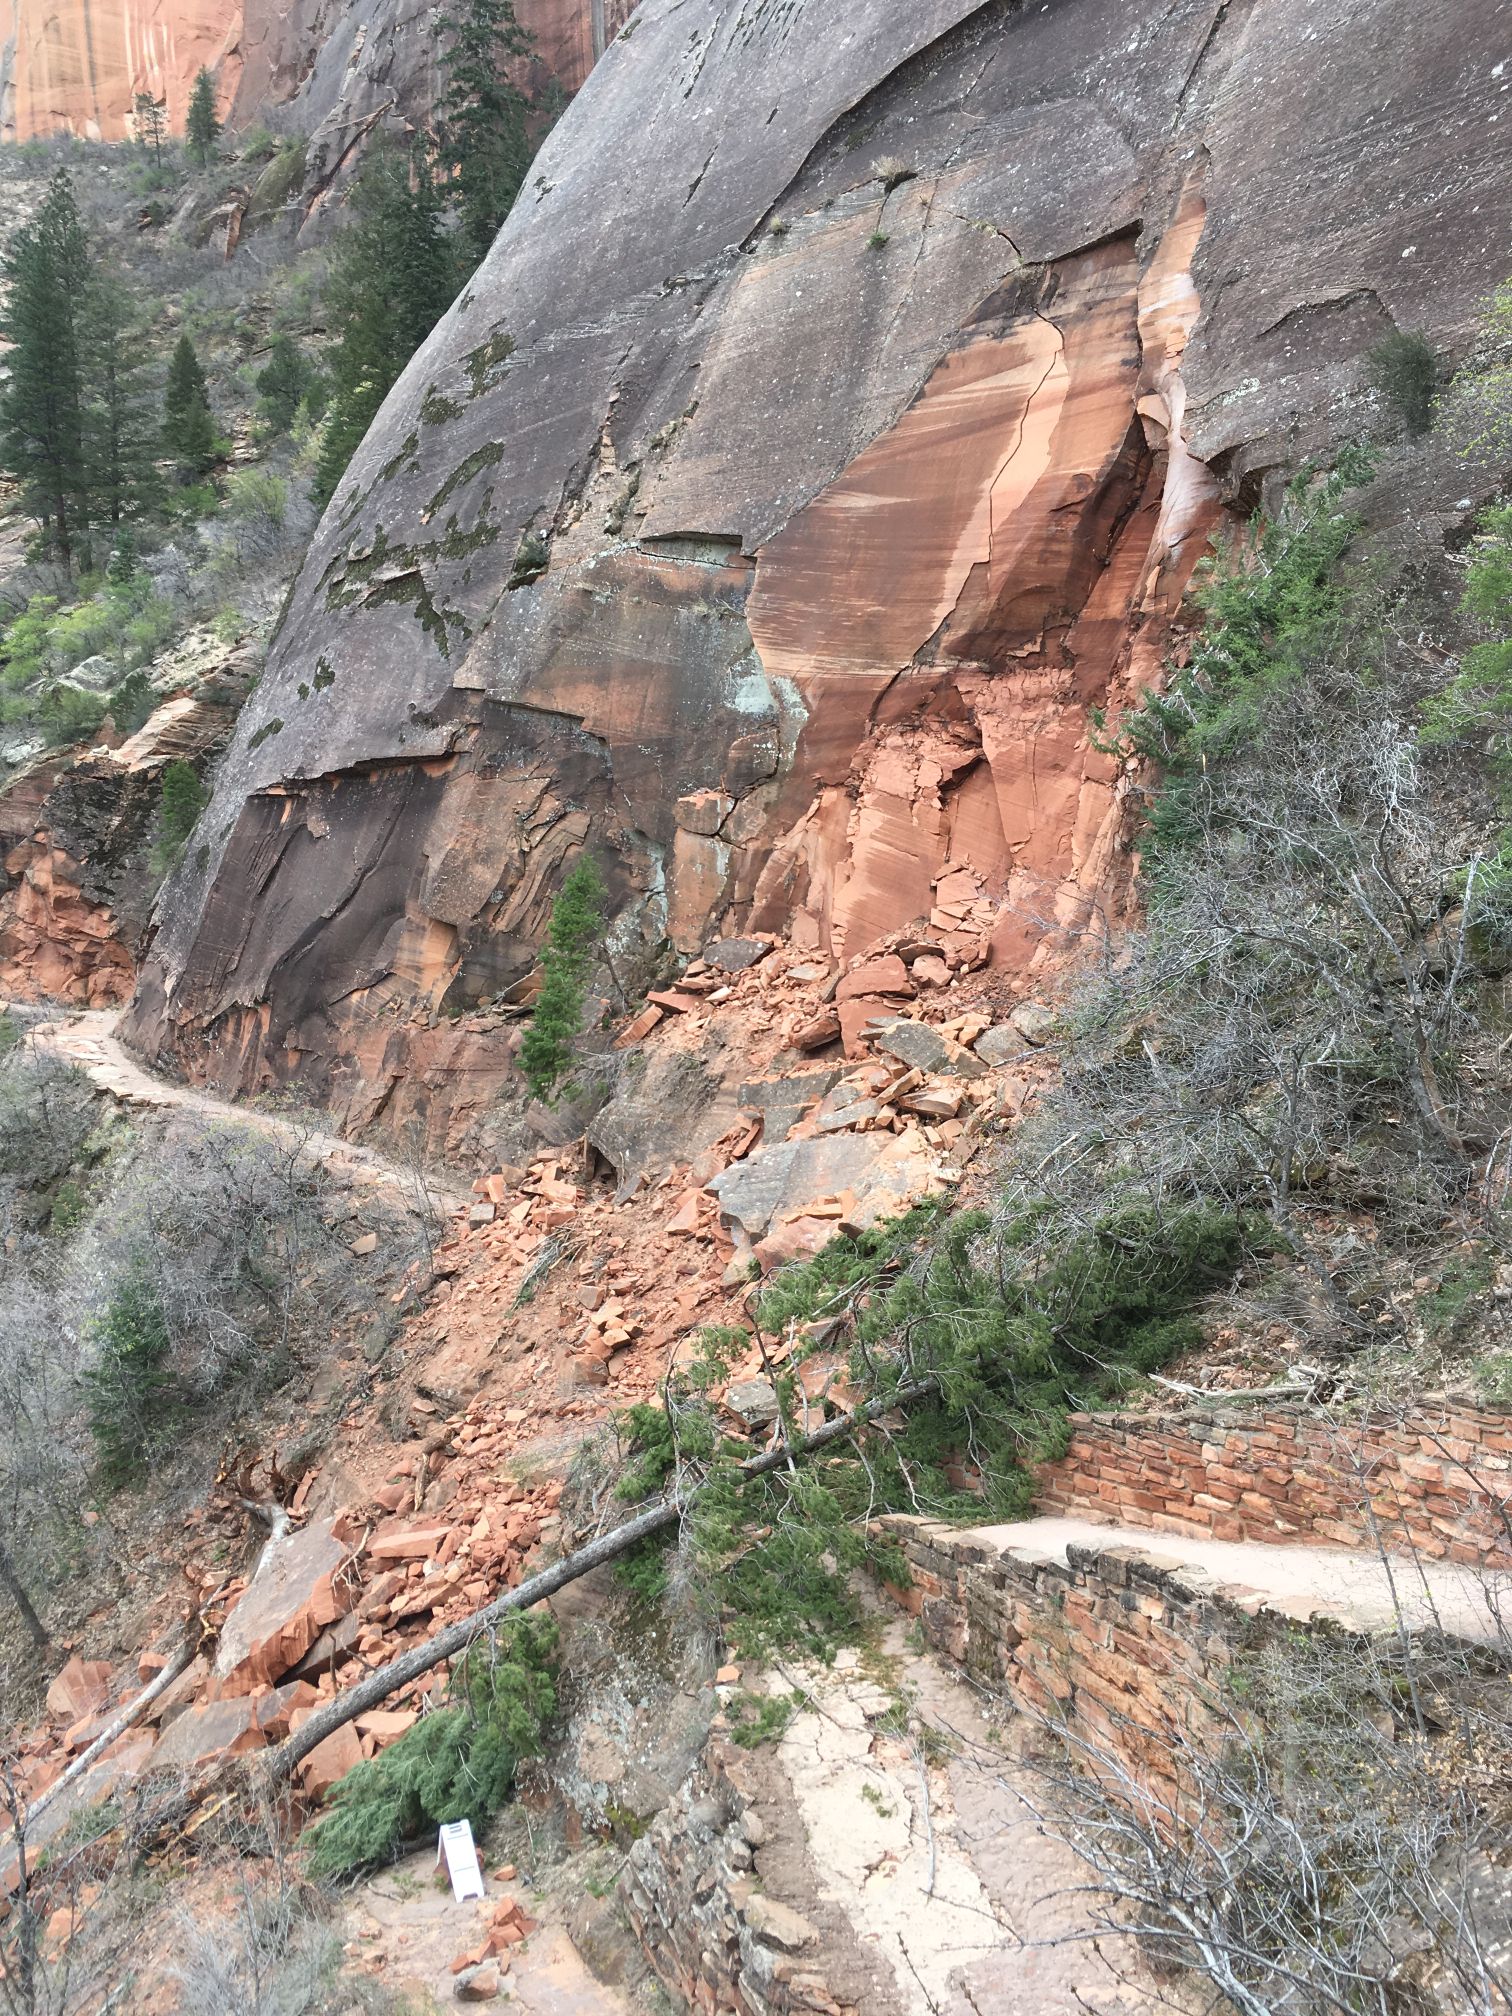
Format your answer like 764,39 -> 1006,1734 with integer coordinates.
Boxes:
125,0 -> 1512,1153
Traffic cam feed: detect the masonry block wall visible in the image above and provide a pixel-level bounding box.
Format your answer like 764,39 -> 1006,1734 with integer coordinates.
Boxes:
1034,1407 -> 1512,1569
878,1516 -> 1258,1795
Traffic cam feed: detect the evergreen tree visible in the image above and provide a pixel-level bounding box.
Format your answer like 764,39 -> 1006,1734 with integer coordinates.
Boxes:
163,332 -> 216,478
437,0 -> 534,264
0,169 -> 90,566
133,91 -> 168,167
106,525 -> 138,585
519,854 -> 605,1100
82,273 -> 161,524
185,67 -> 220,167
314,145 -> 457,505
255,333 -> 321,434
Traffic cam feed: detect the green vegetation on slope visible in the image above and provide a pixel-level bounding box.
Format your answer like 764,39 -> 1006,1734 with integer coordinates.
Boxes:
304,1615 -> 558,1876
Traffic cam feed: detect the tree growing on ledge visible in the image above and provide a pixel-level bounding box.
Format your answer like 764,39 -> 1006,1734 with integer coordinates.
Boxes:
437,0 -> 535,263
519,854 -> 606,1101
185,67 -> 220,168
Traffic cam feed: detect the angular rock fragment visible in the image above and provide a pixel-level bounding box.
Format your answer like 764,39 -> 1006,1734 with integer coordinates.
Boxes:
871,1019 -> 987,1079
703,937 -> 773,972
45,1657 -> 113,1724
973,1023 -> 1026,1066
213,1518 -> 356,1695
725,1379 -> 780,1429
1010,1001 -> 1058,1045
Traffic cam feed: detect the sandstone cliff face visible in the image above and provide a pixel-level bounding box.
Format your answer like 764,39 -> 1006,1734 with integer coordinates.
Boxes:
0,0 -> 239,142
125,0 -> 1512,1142
0,0 -> 625,145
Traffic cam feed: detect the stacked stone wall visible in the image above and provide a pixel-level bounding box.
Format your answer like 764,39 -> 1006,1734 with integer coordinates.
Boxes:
879,1517 -> 1256,1795
1035,1407 -> 1512,1568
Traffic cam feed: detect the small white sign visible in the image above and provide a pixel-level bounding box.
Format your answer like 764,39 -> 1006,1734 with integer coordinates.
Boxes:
437,1819 -> 485,1902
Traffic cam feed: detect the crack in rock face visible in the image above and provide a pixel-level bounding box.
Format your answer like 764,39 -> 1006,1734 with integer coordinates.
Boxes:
120,0 -> 1512,1145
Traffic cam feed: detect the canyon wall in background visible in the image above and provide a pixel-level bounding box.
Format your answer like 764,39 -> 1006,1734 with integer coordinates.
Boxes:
0,0 -> 632,145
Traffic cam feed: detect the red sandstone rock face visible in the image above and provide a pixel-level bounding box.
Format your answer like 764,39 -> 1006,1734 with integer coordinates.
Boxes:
124,0 -> 1512,1145
1,0 -> 625,148
0,688 -> 239,1007
1,0 -> 240,143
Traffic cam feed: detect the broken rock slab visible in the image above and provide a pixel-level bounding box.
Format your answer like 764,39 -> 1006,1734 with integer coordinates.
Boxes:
973,1023 -> 1028,1065
726,1379 -> 780,1429
714,1128 -> 950,1266
45,1656 -> 113,1724
1010,1000 -> 1058,1045
146,1686 -> 305,1774
702,936 -> 773,972
709,1134 -> 883,1240
213,1517 -> 356,1696
871,1018 -> 986,1079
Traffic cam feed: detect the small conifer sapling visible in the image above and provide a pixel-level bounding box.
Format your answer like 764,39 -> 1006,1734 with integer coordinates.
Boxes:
519,854 -> 606,1100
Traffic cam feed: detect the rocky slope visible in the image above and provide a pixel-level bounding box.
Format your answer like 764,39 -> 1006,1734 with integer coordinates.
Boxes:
0,0 -> 631,147
123,0 -> 1512,1151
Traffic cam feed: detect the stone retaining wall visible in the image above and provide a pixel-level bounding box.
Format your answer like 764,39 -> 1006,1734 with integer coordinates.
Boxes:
622,1736 -> 865,2016
878,1516 -> 1257,1793
1034,1406 -> 1512,1568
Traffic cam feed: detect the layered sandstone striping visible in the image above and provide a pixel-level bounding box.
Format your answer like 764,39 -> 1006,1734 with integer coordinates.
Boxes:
0,0 -> 629,147
0,0 -> 239,143
125,0 -> 1512,1143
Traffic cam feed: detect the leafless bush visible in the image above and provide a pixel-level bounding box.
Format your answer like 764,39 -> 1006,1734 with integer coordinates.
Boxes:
83,1114 -> 353,1405
166,1808 -> 407,2016
995,587 -> 1512,1356
1027,1622 -> 1512,2016
0,1744 -> 151,2016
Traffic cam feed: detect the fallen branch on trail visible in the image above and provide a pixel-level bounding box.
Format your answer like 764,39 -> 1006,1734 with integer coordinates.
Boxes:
263,1376 -> 936,1785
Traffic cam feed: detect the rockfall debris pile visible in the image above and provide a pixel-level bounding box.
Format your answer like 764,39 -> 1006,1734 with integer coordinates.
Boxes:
3,880 -> 1058,1939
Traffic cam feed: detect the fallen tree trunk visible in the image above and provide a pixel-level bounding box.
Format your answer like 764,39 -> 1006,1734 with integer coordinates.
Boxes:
23,1639 -> 197,1833
265,1377 -> 935,1784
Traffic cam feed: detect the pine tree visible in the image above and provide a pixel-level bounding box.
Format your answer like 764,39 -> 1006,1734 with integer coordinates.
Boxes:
159,759 -> 206,844
133,91 -> 168,168
437,0 -> 535,264
0,169 -> 91,567
255,333 -> 320,434
519,854 -> 606,1101
106,525 -> 138,585
163,332 -> 216,477
314,145 -> 457,505
82,273 -> 161,524
186,67 -> 220,167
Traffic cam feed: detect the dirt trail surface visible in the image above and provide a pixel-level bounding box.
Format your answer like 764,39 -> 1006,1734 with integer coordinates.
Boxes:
344,1847 -> 637,2013
770,1618 -> 1156,2015
19,1005 -> 470,1213
978,1516 -> 1507,1643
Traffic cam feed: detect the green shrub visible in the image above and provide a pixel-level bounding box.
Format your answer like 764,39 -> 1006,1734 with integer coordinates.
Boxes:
1367,328 -> 1437,436
255,334 -> 323,435
1422,502 -> 1512,789
1105,452 -> 1370,882
49,1176 -> 88,1233
304,1615 -> 558,1877
507,530 -> 549,587
518,855 -> 606,1101
85,1269 -> 176,1484
109,668 -> 157,735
